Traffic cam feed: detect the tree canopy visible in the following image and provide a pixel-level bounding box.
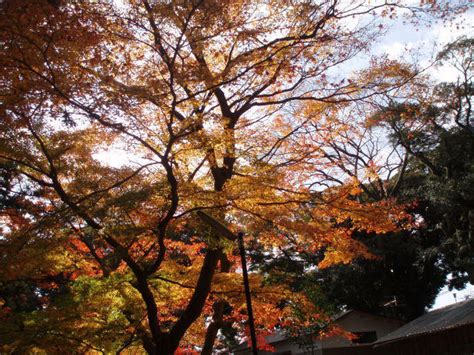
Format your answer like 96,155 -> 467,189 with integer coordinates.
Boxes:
0,0 -> 470,353
251,36 -> 473,324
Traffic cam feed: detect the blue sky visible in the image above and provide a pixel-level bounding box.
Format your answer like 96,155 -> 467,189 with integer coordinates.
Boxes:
376,6 -> 473,81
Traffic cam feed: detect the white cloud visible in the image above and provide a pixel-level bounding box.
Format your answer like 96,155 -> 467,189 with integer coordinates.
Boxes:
431,283 -> 474,310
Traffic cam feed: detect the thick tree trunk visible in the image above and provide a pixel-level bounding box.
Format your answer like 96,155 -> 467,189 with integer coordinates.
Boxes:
201,301 -> 226,355
201,254 -> 231,354
160,248 -> 222,353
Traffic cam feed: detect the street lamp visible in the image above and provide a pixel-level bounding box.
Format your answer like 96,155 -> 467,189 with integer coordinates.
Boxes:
196,211 -> 258,355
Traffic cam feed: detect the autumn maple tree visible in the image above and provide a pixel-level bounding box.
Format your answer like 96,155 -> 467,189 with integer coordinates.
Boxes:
0,0 -> 467,353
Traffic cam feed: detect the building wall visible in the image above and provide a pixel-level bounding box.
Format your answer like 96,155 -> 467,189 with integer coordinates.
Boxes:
233,340 -> 323,355
321,310 -> 404,348
373,324 -> 474,355
232,311 -> 404,354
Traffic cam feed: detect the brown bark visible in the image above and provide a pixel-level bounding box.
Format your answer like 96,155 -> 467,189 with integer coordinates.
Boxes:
157,248 -> 222,353
201,254 -> 232,354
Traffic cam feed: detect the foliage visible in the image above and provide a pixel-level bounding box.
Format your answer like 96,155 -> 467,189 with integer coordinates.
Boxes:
0,0 -> 468,353
246,37 -> 473,326
312,36 -> 473,321
370,36 -> 473,286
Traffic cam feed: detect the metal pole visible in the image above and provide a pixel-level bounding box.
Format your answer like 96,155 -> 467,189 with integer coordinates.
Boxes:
237,232 -> 258,355
195,212 -> 258,354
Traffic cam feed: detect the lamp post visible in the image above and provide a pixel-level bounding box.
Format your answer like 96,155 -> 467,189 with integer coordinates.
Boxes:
196,211 -> 258,355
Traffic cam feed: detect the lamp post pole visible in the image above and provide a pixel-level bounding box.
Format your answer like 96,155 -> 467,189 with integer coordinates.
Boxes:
236,232 -> 258,355
196,211 -> 258,354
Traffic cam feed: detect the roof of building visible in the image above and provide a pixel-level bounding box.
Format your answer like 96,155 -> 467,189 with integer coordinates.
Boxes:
374,299 -> 474,346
